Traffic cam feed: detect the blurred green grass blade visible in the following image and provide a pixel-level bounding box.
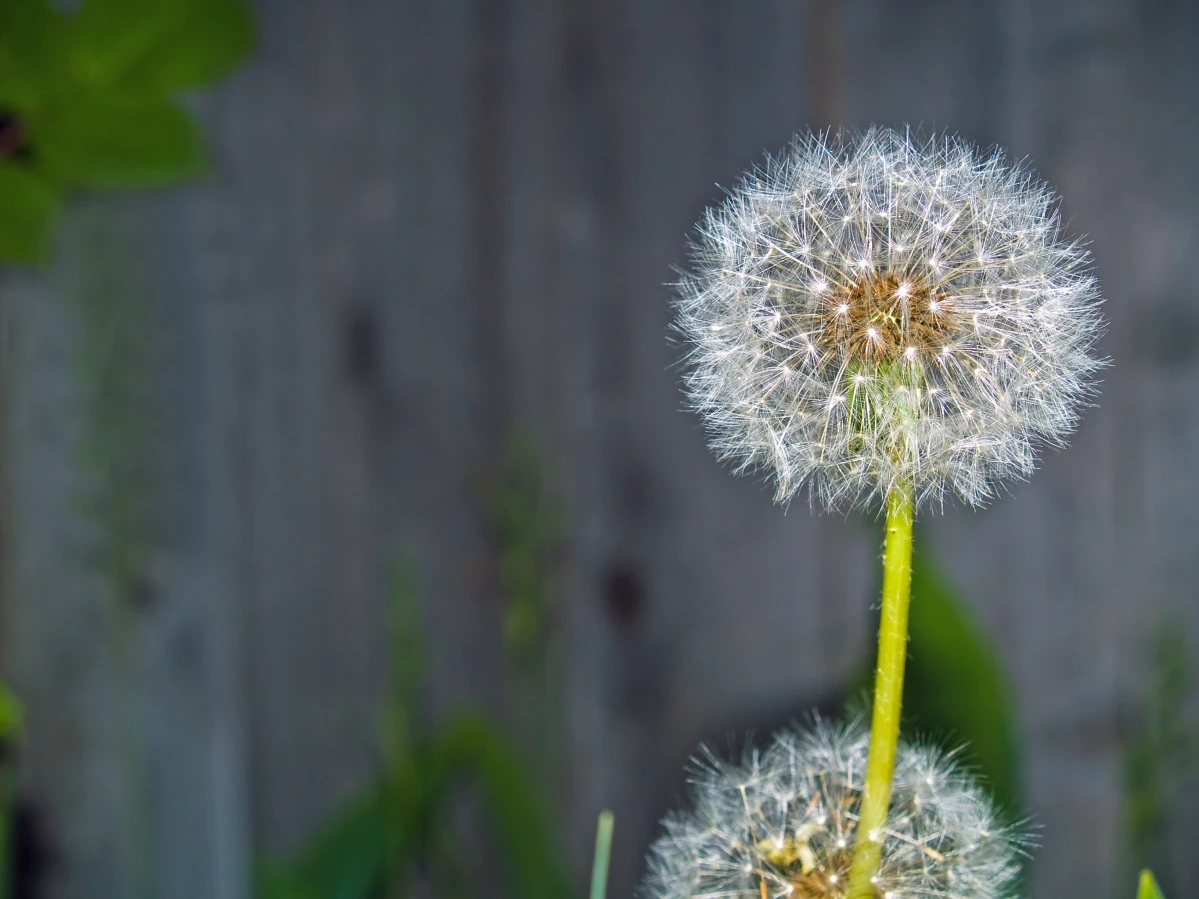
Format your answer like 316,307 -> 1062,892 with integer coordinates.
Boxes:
1138,869 -> 1166,899
590,811 -> 614,899
902,547 -> 1022,812
120,0 -> 255,92
32,94 -> 207,187
68,0 -> 188,86
0,163 -> 60,264
438,712 -> 571,899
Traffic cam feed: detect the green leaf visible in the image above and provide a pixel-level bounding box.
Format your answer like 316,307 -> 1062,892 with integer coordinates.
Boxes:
902,547 -> 1022,813
254,860 -> 320,899
1138,869 -> 1166,899
0,0 -> 71,109
68,0 -> 190,87
269,784 -> 390,899
121,0 -> 254,92
438,712 -> 572,899
0,163 -> 60,264
264,753 -> 428,899
32,95 -> 207,188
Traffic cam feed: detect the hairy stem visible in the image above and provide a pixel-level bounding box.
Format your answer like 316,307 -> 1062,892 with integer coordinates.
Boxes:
847,482 -> 914,899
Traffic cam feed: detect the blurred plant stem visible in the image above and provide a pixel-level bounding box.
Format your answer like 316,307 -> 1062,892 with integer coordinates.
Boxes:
589,811 -> 613,899
72,208 -> 155,899
485,433 -> 568,802
848,482 -> 914,899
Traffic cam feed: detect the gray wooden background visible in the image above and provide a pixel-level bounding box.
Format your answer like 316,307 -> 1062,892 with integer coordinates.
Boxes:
3,0 -> 1197,897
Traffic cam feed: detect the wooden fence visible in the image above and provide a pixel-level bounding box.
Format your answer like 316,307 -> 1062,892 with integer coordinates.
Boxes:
3,1 -> 1197,897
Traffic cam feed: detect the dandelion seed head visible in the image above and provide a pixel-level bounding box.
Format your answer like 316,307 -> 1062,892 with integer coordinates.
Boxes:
674,127 -> 1106,510
640,720 -> 1030,899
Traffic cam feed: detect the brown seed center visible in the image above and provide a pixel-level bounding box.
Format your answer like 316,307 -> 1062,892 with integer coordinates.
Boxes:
820,271 -> 957,364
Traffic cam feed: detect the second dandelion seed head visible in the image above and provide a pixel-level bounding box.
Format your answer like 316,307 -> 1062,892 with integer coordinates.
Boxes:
640,721 -> 1030,899
676,127 -> 1106,510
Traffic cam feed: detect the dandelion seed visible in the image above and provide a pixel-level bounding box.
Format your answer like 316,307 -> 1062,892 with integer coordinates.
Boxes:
674,127 -> 1106,509
639,721 -> 1030,899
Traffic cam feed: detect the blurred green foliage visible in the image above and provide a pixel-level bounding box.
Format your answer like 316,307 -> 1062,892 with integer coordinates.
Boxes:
484,431 -> 570,804
1124,625 -> 1197,893
0,685 -> 20,746
54,211 -> 160,899
70,213 -> 151,615
258,712 -> 571,899
0,0 -> 254,263
484,434 -> 566,664
902,546 -> 1022,814
853,543 -> 1022,815
258,564 -> 572,899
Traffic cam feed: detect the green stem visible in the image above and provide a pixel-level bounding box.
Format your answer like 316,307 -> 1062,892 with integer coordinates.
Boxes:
589,810 -> 614,899
847,482 -> 914,899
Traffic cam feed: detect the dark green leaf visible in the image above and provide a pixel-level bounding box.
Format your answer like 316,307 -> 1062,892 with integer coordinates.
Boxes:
1138,869 -> 1166,899
265,754 -> 428,899
0,0 -> 70,109
255,860 -> 320,899
32,95 -> 207,187
121,0 -> 254,92
0,163 -> 60,264
271,784 -> 390,899
902,547 -> 1022,813
68,0 -> 189,86
438,712 -> 572,899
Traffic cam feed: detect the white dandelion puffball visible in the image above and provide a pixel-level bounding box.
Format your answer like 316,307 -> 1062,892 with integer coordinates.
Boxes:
675,128 -> 1106,509
641,721 -> 1029,899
